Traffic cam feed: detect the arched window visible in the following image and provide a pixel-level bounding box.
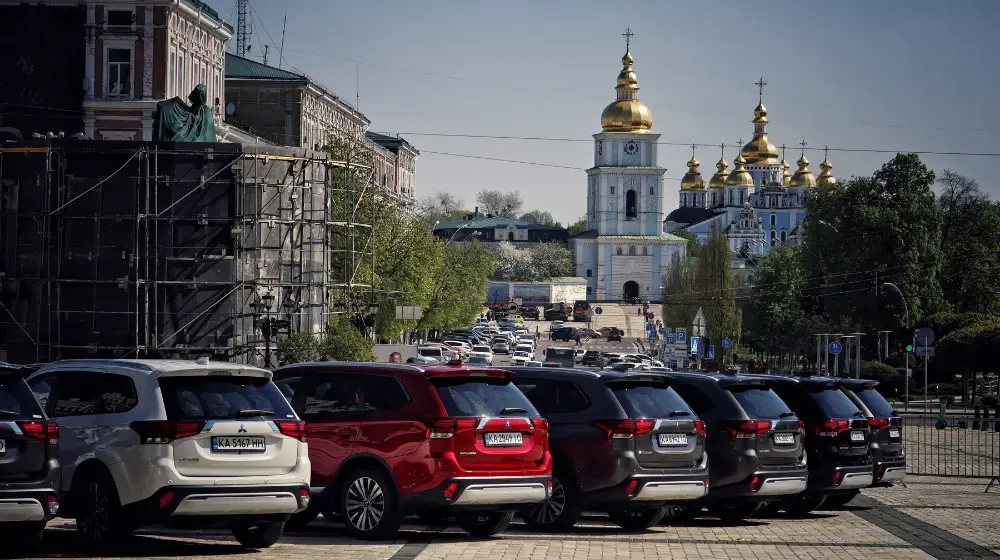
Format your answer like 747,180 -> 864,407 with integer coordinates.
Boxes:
770,213 -> 776,227
728,191 -> 734,206
617,246 -> 623,256
740,191 -> 745,205
780,230 -> 787,244
628,245 -> 636,256
626,189 -> 637,219
711,193 -> 717,206
642,246 -> 648,256
770,230 -> 777,247
682,193 -> 687,207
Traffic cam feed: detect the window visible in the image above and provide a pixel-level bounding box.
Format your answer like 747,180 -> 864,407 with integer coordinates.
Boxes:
610,381 -> 693,418
649,186 -> 654,195
514,379 -> 589,415
682,194 -> 687,207
106,9 -> 133,26
731,387 -> 792,419
711,193 -> 717,206
628,245 -> 636,256
0,376 -> 45,419
158,375 -> 295,420
625,189 -> 637,219
770,214 -> 776,226
31,373 -> 101,418
300,375 -> 365,417
739,191 -> 745,205
106,48 -> 132,97
610,185 -> 615,195
586,269 -> 592,278
770,230 -> 777,247
169,51 -> 176,97
670,383 -> 714,414
853,388 -> 895,418
728,191 -> 734,205
780,230 -> 787,244
177,53 -> 184,96
586,286 -> 592,295
274,376 -> 300,402
616,246 -> 623,255
432,378 -> 539,417
99,373 -> 138,414
361,375 -> 410,412
642,246 -> 648,256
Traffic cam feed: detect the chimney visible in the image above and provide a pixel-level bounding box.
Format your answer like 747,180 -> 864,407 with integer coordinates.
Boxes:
474,206 -> 479,217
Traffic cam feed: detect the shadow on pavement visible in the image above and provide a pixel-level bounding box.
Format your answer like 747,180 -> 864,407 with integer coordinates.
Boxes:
33,530 -> 249,558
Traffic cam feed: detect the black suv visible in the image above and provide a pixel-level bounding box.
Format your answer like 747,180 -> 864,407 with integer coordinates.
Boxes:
580,351 -> 604,367
666,372 -> 809,522
829,378 -> 905,506
0,372 -> 61,553
764,375 -> 874,514
551,327 -> 579,342
508,367 -> 709,531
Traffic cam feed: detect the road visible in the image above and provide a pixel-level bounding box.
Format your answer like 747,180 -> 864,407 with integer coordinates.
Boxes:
36,476 -> 999,559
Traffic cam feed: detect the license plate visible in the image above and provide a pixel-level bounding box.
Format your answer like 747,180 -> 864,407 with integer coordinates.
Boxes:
889,429 -> 900,438
773,433 -> 794,445
0,439 -> 4,454
211,436 -> 266,453
850,431 -> 866,442
657,433 -> 688,446
484,432 -> 523,447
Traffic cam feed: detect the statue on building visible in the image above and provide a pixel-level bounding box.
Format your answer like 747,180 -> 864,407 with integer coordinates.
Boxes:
152,84 -> 217,142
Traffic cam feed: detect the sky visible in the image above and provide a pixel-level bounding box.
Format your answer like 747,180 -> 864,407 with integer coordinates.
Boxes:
212,0 -> 1000,225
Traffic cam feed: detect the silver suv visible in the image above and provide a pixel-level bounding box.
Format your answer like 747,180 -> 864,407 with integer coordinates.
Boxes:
26,359 -> 311,549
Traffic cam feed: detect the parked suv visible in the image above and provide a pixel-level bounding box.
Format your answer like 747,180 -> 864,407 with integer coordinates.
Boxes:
666,372 -> 809,522
830,378 -> 905,506
508,367 -> 709,531
0,372 -> 61,553
551,327 -> 579,342
271,362 -> 552,539
764,375 -> 874,515
26,359 -> 310,549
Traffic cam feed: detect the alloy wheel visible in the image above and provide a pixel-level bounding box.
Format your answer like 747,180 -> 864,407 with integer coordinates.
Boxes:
345,476 -> 385,532
79,482 -> 109,542
528,478 -> 565,525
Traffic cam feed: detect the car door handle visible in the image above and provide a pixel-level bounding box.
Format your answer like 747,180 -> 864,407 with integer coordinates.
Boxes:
334,429 -> 356,438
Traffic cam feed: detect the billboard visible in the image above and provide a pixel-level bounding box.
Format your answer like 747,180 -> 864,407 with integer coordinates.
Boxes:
487,282 -> 511,304
512,283 -> 551,304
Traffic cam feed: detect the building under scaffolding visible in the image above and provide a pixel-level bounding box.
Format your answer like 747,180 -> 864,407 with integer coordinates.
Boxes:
0,140 -> 373,366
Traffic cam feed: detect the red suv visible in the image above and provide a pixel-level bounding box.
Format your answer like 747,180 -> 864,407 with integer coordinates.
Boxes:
272,362 -> 552,539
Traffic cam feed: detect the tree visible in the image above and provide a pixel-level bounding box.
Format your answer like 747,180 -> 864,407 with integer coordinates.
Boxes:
418,240 -> 496,330
660,252 -> 698,329
491,241 -> 573,282
476,189 -> 523,218
519,209 -> 557,227
694,227 -> 742,362
320,313 -> 377,361
743,247 -> 811,363
937,170 -> 1000,314
414,191 -> 469,226
530,243 -> 573,279
566,217 -> 589,236
277,332 -> 320,364
670,229 -> 702,258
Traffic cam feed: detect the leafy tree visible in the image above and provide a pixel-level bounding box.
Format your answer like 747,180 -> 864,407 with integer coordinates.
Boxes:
493,241 -> 536,282
277,332 -> 320,364
694,227 -> 742,362
476,189 -> 523,218
743,247 -> 810,361
861,361 -> 897,382
530,243 -> 573,279
320,313 -> 376,361
519,209 -> 557,227
660,252 -> 698,328
937,317 -> 1000,383
415,191 -> 469,226
566,217 -> 590,236
670,229 -> 702,258
937,170 -> 1000,314
418,241 -> 496,330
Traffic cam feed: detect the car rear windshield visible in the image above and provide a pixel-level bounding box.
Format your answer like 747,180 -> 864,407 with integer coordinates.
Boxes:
853,388 -> 896,417
731,386 -> 792,419
0,375 -> 44,419
806,386 -> 863,418
158,375 -> 296,420
432,378 -> 540,418
418,348 -> 442,356
610,382 -> 694,419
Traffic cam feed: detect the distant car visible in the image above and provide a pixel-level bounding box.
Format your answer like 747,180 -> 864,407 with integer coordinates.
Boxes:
417,346 -> 449,363
542,362 -> 561,368
511,351 -> 532,365
466,355 -> 492,366
523,361 -> 544,368
548,321 -> 565,332
514,344 -> 535,360
581,351 -> 604,367
606,328 -> 623,342
491,339 -> 511,354
573,348 -> 586,363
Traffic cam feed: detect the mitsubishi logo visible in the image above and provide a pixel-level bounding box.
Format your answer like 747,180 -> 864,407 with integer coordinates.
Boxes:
505,421 -> 511,430
238,424 -> 248,433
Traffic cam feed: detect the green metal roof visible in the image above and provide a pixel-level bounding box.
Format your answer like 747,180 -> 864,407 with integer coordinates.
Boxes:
225,53 -> 305,81
579,234 -> 688,242
545,277 -> 588,284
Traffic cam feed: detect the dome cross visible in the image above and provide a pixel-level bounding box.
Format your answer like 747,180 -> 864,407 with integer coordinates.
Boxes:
622,27 -> 634,51
755,77 -> 768,101
799,140 -> 808,155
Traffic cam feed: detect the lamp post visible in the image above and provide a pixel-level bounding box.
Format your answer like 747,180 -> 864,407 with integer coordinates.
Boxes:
250,291 -> 276,368
882,282 -> 910,410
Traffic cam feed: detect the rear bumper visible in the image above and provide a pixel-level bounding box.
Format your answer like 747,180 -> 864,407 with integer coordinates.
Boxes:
125,484 -> 309,524
587,473 -> 709,505
873,459 -> 907,486
813,463 -> 874,492
0,489 -> 59,522
706,464 -> 809,502
402,475 -> 551,511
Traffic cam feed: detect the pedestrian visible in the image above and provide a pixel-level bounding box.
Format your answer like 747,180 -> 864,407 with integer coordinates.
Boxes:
575,333 -> 581,346
388,352 -> 402,363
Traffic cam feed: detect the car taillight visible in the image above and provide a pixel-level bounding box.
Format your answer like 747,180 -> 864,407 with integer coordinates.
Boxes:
810,419 -> 850,437
593,419 -> 656,439
798,420 -> 805,434
724,420 -> 770,439
692,420 -> 706,438
533,418 -> 549,432
275,420 -> 308,442
46,494 -> 59,515
130,420 -> 205,444
749,475 -> 762,492
159,491 -> 175,509
18,421 -> 59,445
427,418 -> 478,439
869,417 -> 890,430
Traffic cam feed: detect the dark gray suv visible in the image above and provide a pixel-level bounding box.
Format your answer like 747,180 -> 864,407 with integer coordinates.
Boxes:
508,367 -> 709,531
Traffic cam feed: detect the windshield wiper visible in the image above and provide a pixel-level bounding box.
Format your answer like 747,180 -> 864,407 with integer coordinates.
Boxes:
231,409 -> 274,418
669,410 -> 691,417
779,411 -> 796,418
0,409 -> 20,417
852,411 -> 867,418
500,407 -> 528,415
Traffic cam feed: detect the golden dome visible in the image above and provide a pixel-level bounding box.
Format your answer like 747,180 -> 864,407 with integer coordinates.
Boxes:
817,158 -> 835,186
709,155 -> 728,188
781,158 -> 791,186
726,153 -> 753,186
741,102 -> 780,164
789,154 -> 817,187
681,155 -> 705,190
600,50 -> 653,133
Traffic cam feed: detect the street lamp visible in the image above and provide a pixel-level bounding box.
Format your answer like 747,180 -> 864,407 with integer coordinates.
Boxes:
881,282 -> 910,410
250,291 -> 290,369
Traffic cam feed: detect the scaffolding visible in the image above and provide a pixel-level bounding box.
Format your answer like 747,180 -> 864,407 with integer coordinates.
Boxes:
0,140 -> 373,367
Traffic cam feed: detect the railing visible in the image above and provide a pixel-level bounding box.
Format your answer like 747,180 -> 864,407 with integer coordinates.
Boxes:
902,413 -> 1000,480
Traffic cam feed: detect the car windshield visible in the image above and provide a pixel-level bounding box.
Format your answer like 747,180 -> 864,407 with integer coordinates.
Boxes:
473,346 -> 490,352
731,387 -> 793,419
610,382 -> 694,418
806,386 -> 864,418
158,375 -> 296,420
514,352 -> 530,357
853,388 -> 896,417
432,378 -> 539,417
0,375 -> 45,419
468,357 -> 490,365
418,348 -> 442,356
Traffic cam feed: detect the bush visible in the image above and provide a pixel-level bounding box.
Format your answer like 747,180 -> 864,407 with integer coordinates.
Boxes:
320,314 -> 376,362
277,331 -> 321,365
861,361 -> 897,382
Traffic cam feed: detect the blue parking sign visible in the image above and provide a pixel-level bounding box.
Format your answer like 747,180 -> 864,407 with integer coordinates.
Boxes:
666,336 -> 675,345
707,345 -> 715,359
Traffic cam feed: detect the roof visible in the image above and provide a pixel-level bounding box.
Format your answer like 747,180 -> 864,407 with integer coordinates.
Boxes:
504,365 -> 672,382
666,370 -> 784,386
665,206 -> 716,225
31,359 -> 270,378
365,131 -> 418,155
570,229 -> 600,240
272,361 -> 512,378
545,277 -> 588,284
225,53 -> 304,81
433,217 -> 566,231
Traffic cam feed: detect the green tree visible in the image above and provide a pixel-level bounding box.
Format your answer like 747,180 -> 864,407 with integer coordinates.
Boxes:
744,247 -> 810,362
277,332 -> 320,364
566,217 -> 589,236
660,252 -> 698,329
937,170 -> 1000,314
519,209 -> 558,227
670,229 -> 702,258
418,240 -> 496,330
694,227 -> 742,362
320,313 -> 377,361
530,243 -> 574,279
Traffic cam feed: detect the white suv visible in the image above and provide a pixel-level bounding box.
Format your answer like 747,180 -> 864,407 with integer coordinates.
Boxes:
26,359 -> 310,549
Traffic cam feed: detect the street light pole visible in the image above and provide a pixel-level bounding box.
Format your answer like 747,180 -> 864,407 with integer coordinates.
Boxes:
882,282 -> 910,411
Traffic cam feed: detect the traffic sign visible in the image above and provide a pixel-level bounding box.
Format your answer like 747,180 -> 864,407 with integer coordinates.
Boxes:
913,327 -> 935,346
915,347 -> 936,357
722,338 -> 732,349
659,327 -> 667,335
829,341 -> 842,355
707,345 -> 716,359
594,306 -> 603,315
676,329 -> 687,343
586,308 -> 594,317
690,336 -> 700,355
666,336 -> 675,345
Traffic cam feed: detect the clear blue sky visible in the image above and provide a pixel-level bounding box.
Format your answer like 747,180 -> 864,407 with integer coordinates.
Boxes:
213,0 -> 999,224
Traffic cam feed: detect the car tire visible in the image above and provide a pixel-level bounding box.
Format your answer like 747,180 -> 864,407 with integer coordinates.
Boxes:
659,502 -> 701,524
286,506 -> 320,529
706,500 -> 763,523
455,511 -> 514,537
75,471 -> 124,550
822,490 -> 860,509
340,467 -> 402,540
231,520 -> 284,548
780,493 -> 827,517
607,506 -> 668,531
521,474 -> 582,532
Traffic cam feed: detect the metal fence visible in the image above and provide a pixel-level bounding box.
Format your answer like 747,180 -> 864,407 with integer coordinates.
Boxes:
903,413 -> 1000,480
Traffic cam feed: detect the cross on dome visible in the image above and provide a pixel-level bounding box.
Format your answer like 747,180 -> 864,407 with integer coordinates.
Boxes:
622,27 -> 634,51
799,140 -> 808,155
755,77 -> 768,101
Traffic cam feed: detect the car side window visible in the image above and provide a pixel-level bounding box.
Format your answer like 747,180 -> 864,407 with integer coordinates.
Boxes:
301,374 -> 364,418
516,378 -> 588,415
99,373 -> 139,414
361,375 -> 410,412
671,383 -> 713,415
274,376 -> 300,402
40,373 -> 102,418
27,374 -> 57,411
